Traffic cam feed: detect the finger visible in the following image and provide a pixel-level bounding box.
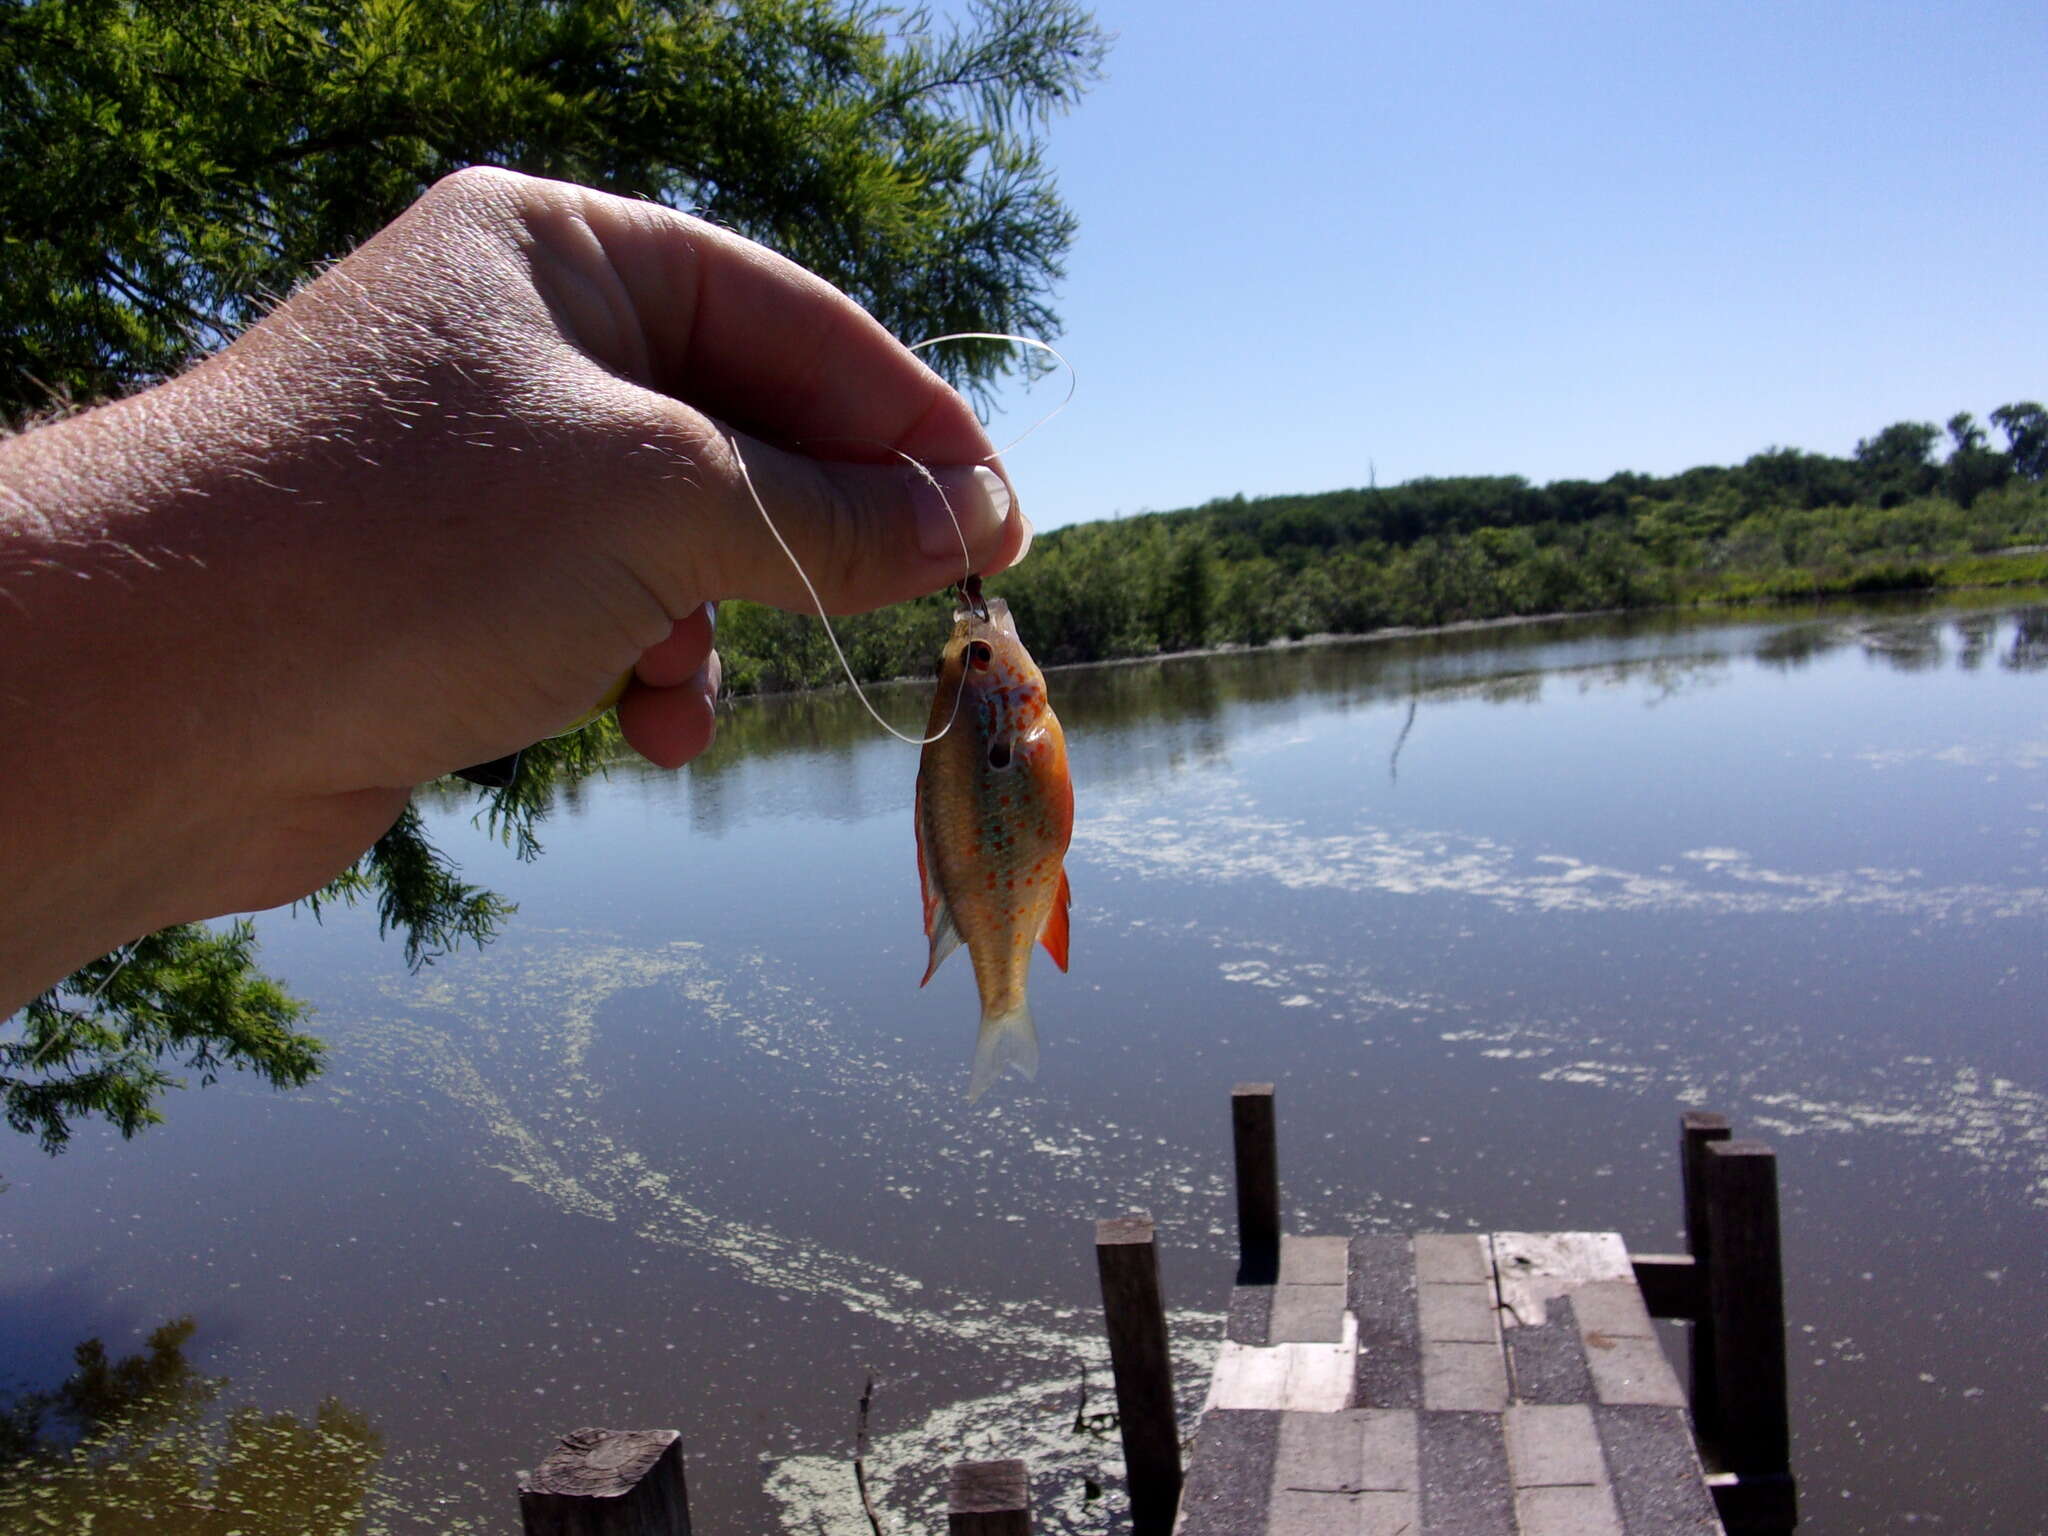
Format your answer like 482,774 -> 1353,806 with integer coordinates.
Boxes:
632,603 -> 716,688
682,431 -> 1027,613
533,179 -> 998,464
618,652 -> 721,770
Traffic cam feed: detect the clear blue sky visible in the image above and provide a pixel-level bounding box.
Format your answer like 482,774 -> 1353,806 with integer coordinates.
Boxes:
955,0 -> 2048,531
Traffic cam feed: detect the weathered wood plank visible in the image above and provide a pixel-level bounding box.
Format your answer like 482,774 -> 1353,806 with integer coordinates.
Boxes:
1503,1295 -> 1597,1406
1594,1404 -> 1726,1535
1493,1231 -> 1632,1328
948,1459 -> 1031,1536
1417,1410 -> 1515,1535
1096,1215 -> 1183,1534
1349,1236 -> 1421,1410
1227,1278 -> 1275,1347
1413,1232 -> 1492,1284
1206,1315 -> 1358,1412
1279,1234 -> 1349,1285
1173,1409 -> 1279,1536
1272,1409 -> 1366,1493
1233,1084 -> 1281,1284
518,1428 -> 691,1536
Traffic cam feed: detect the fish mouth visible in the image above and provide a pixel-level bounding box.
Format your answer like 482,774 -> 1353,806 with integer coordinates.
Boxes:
954,595 -> 1021,644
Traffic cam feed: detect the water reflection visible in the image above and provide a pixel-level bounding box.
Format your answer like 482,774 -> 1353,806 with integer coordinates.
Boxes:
696,596 -> 2048,775
413,597 -> 2048,837
0,1318 -> 381,1534
2006,606 -> 2048,670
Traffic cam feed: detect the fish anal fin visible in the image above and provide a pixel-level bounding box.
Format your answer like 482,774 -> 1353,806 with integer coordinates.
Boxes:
1039,867 -> 1071,972
921,906 -> 963,987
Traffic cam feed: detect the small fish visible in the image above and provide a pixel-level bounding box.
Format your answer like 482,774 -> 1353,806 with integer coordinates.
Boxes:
915,595 -> 1074,1100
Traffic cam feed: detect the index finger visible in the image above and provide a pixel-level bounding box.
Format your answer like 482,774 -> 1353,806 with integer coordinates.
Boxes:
540,180 -> 998,467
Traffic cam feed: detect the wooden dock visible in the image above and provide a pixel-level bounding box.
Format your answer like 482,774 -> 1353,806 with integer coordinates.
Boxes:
1174,1229 -> 1722,1534
516,1093 -> 1794,1535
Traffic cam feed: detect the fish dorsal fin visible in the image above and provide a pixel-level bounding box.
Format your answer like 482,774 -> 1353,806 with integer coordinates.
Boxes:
1039,867 -> 1071,972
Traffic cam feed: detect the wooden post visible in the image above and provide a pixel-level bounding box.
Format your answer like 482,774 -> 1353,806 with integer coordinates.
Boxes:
1701,1139 -> 1798,1534
1680,1110 -> 1732,1446
1095,1215 -> 1183,1536
519,1427 -> 691,1535
1231,1083 -> 1280,1283
948,1458 -> 1031,1535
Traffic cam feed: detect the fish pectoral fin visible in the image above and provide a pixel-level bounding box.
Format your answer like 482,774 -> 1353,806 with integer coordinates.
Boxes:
967,1000 -> 1039,1103
1038,867 -> 1071,972
920,903 -> 964,987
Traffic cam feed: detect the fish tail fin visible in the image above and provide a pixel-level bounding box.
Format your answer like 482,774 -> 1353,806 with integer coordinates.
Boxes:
966,1000 -> 1039,1104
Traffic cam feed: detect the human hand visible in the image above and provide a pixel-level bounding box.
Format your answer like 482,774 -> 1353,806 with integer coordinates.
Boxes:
0,167 -> 1029,1005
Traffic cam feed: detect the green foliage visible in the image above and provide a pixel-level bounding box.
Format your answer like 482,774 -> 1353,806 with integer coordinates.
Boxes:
6,0 -> 1105,1150
3,923 -> 320,1156
0,1317 -> 382,1533
1989,401 -> 2048,481
706,403 -> 2048,692
1,0 -> 1108,418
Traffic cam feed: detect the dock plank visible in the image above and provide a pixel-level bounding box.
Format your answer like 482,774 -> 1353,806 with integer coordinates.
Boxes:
1190,1232 -> 1725,1534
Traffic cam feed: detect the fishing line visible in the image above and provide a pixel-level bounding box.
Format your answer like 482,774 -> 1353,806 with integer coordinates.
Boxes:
725,332 -> 1074,747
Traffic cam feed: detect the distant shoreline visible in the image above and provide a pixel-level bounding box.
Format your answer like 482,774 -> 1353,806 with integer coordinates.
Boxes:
740,577 -> 2048,700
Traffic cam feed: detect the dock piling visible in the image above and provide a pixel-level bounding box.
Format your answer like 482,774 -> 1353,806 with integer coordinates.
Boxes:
518,1427 -> 691,1536
1230,1083 -> 1280,1283
947,1458 -> 1032,1534
1679,1110 -> 1733,1442
1701,1138 -> 1798,1533
1094,1214 -> 1183,1535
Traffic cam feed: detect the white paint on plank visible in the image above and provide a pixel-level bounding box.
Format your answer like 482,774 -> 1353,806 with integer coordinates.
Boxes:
1206,1313 -> 1359,1412
1491,1231 -> 1631,1328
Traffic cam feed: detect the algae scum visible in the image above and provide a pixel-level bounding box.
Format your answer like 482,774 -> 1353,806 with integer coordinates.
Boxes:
4,600 -> 2045,1533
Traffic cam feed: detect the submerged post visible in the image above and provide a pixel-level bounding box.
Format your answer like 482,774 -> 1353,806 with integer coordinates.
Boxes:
1231,1083 -> 1280,1283
1701,1139 -> 1798,1534
947,1458 -> 1032,1535
1680,1110 -> 1733,1444
1095,1215 -> 1183,1535
519,1428 -> 691,1536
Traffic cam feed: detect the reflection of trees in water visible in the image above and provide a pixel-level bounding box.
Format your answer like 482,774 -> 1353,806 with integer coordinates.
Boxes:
424,600 -> 2048,814
0,1318 -> 381,1533
1955,614 -> 1998,668
1856,619 -> 1946,670
2005,608 -> 2048,671
1753,622 -> 1839,671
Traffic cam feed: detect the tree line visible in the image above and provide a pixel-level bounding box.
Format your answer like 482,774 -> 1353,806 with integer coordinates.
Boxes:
717,403 -> 2048,689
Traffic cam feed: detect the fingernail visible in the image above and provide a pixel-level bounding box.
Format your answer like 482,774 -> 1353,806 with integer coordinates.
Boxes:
1013,511 -> 1035,566
914,464 -> 1011,561
705,601 -> 718,634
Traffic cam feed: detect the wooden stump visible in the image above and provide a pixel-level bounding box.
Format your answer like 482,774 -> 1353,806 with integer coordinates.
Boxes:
518,1427 -> 691,1535
948,1458 -> 1031,1534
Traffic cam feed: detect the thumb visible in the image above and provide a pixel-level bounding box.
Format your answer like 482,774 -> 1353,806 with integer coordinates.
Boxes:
687,432 -> 1028,614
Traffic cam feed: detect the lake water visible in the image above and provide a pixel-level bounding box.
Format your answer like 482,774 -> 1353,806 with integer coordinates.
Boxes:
4,597 -> 2045,1534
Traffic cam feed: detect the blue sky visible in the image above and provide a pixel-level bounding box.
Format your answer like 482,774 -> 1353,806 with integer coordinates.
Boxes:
954,0 -> 2048,531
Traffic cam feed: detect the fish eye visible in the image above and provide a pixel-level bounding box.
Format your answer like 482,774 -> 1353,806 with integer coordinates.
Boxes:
968,641 -> 994,670
987,740 -> 1013,769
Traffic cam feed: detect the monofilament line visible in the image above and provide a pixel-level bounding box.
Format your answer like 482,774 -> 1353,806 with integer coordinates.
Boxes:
727,429 -> 969,747
725,332 -> 1073,747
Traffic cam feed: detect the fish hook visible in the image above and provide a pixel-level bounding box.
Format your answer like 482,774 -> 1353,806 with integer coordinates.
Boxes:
957,572 -> 990,622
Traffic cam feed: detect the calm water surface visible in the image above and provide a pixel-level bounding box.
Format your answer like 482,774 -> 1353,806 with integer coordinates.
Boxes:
4,598 -> 2046,1533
